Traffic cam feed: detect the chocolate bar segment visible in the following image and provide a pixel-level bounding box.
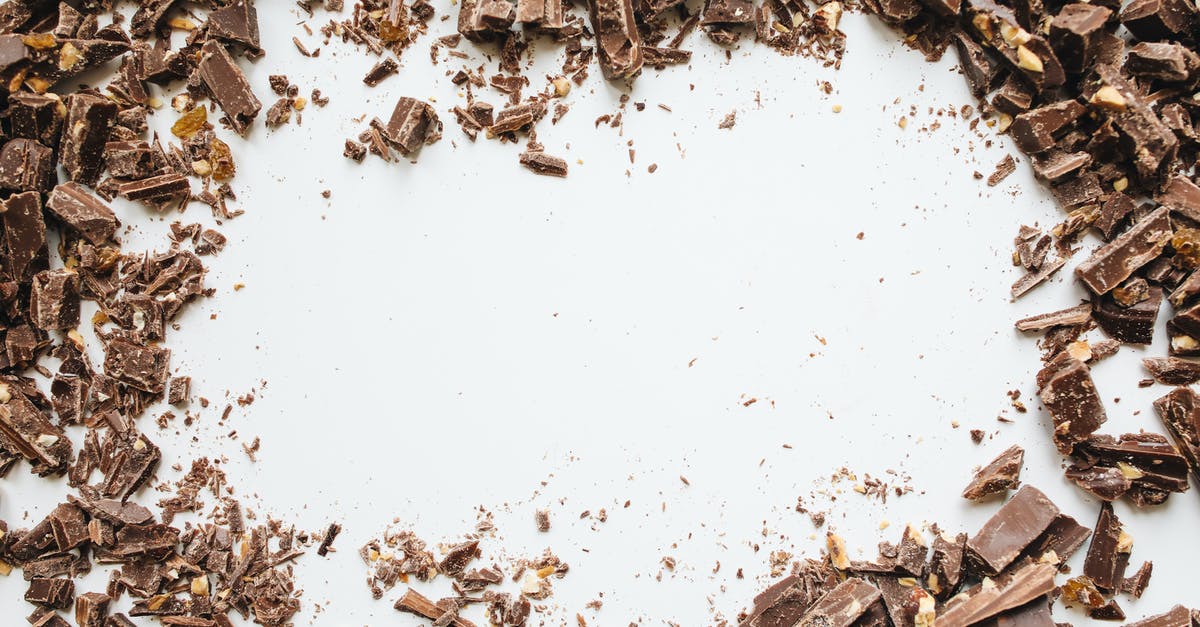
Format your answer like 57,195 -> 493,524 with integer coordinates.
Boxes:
45,182 -> 119,245
60,93 -> 117,186
103,338 -> 170,394
1076,207 -> 1171,295
798,578 -> 881,627
588,0 -> 644,80
962,444 -> 1024,500
196,40 -> 261,135
383,97 -> 442,157
1153,387 -> 1200,485
1083,502 -> 1130,592
966,485 -> 1060,574
937,561 -> 1057,627
2,190 -> 49,284
1036,353 -> 1106,453
30,269 -> 81,331
1093,286 -> 1161,344
0,138 -> 55,193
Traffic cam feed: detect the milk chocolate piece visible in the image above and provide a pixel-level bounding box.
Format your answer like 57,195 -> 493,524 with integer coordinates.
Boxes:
1031,150 -> 1090,181
438,540 -> 479,576
2,190 -> 49,284
1036,353 -> 1106,453
167,376 -> 190,405
117,173 -> 190,203
113,523 -> 180,560
7,92 -> 65,150
395,588 -> 478,627
937,561 -> 1057,627
1025,512 -> 1091,562
1143,357 -> 1200,384
966,0 -> 1065,90
317,522 -> 342,556
1011,255 -> 1068,298
1083,502 -> 1130,592
1010,101 -> 1086,154
1158,175 -> 1200,223
1015,303 -> 1091,331
1119,561 -> 1153,598
103,338 -> 170,393
1087,65 -> 1178,179
642,46 -> 692,67
588,0 -> 643,80
1090,600 -> 1126,620
0,138 -> 54,193
363,58 -> 399,86
25,578 -> 74,609
1050,4 -> 1111,74
1094,287 -> 1162,344
1065,465 -> 1131,500
75,591 -> 110,626
30,269 -> 81,331
1127,42 -> 1198,82
798,578 -> 880,627
46,182 -> 119,244
1152,387 -> 1200,485
952,31 -> 1002,98
1096,193 -> 1135,240
208,0 -> 261,52
702,0 -> 754,24
104,141 -> 155,179
1120,0 -> 1195,42
383,98 -> 442,157
60,93 -> 117,186
963,445 -> 1024,500
928,531 -> 966,599
519,151 -> 568,177
490,102 -> 541,134
1125,605 -> 1193,627
517,0 -> 564,29
459,0 -> 516,41
1076,207 -> 1170,295
982,598 -> 1055,627
196,40 -> 261,135
967,486 -> 1060,574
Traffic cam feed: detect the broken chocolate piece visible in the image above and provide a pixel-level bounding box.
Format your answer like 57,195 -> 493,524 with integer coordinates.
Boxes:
46,182 -> 120,245
1143,357 -> 1200,385
519,151 -> 568,177
1119,561 -> 1153,598
1014,303 -> 1091,332
966,485 -> 1060,574
1036,353 -> 1106,453
938,561 -> 1057,627
1152,387 -> 1200,486
383,97 -> 442,157
196,40 -> 261,135
60,94 -> 116,186
963,444 -> 1024,500
363,58 -> 399,86
1,190 -> 49,284
588,0 -> 643,80
1010,101 -> 1086,154
25,578 -> 74,609
1083,502 -> 1130,592
0,138 -> 55,193
1094,287 -> 1162,344
208,0 -> 261,53
1076,207 -> 1171,295
103,338 -> 170,394
30,269 -> 80,331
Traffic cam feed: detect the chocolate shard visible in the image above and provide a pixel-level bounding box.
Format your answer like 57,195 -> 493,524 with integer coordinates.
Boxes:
966,485 -> 1060,575
1,190 -> 49,284
517,0 -> 565,30
951,31 -> 1002,98
207,0 -> 261,52
1152,387 -> 1200,486
75,591 -> 111,626
459,0 -> 516,41
1075,206 -> 1171,295
1036,353 -> 1106,453
45,182 -> 120,245
0,391 -> 71,476
1010,101 -> 1086,154
196,40 -> 261,135
1119,0 -> 1195,42
103,338 -> 170,394
797,577 -> 881,627
1083,502 -> 1131,592
1030,150 -> 1090,182
363,58 -> 399,86
937,561 -> 1057,627
113,523 -> 180,561
117,173 -> 190,204
1097,193 -> 1136,241
25,577 -> 74,609
739,572 -> 829,627
1094,286 -> 1162,344
1119,561 -> 1153,598
1014,303 -> 1091,332
395,588 -> 478,627
928,531 -> 967,599
30,269 -> 81,331
1158,175 -> 1200,224
1125,605 -> 1194,627
7,92 -> 66,150
588,0 -> 643,80
1126,42 -> 1199,82
963,444 -> 1024,500
519,151 -> 568,177
383,97 -> 442,157
438,540 -> 479,577
60,93 -> 117,186
702,0 -> 755,25
0,138 -> 55,193
1049,3 -> 1111,75
1025,512 -> 1091,563
1066,465 -> 1132,501
1086,65 -> 1178,180
966,0 -> 1066,90
642,46 -> 692,67
1144,357 -> 1200,384
1011,255 -> 1068,298
981,597 -> 1055,627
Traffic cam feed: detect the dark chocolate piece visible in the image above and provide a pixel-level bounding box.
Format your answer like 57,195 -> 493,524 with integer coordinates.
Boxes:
1119,561 -> 1153,598
1126,42 -> 1198,82
1010,101 -> 1086,154
167,376 -> 190,405
1125,605 -> 1193,627
1094,287 -> 1162,344
1086,65 -> 1178,180
196,40 -> 261,135
30,269 -> 81,331
7,92 -> 65,149
937,561 -> 1057,627
963,444 -> 1024,500
928,531 -> 966,599
1,190 -> 49,284
588,0 -> 643,80
1011,255 -> 1067,298
103,338 -> 170,393
0,138 -> 55,193
60,93 -> 117,186
459,0 -> 516,41
1036,353 -> 1106,453
117,173 -> 190,204
317,522 -> 342,556
966,485 -> 1060,574
517,0 -> 565,30
439,540 -> 479,576
1143,357 -> 1200,385
74,591 -> 110,626
952,31 -> 1001,98
739,573 -> 826,627
25,578 -> 74,609
363,58 -> 399,86
45,182 -> 119,245
395,588 -> 478,627
1025,512 -> 1092,563
1076,207 -> 1170,295
1049,4 -> 1111,74
208,0 -> 261,52
1152,387 -> 1200,485
519,151 -> 568,177
1119,0 -> 1195,42
799,578 -> 881,627
1014,303 -> 1091,332
383,97 -> 442,157
1083,502 -> 1130,592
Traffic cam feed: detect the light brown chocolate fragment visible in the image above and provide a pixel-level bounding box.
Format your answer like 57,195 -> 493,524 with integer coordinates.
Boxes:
962,444 -> 1024,500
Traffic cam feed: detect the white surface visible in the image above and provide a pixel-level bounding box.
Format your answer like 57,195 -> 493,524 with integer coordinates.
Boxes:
2,4 -> 1197,625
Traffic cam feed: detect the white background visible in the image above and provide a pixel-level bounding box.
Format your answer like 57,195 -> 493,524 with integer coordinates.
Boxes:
2,3 -> 1197,625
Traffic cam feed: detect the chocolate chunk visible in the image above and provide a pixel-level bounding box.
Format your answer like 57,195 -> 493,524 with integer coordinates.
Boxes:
1,190 -> 48,284
1036,353 -> 1106,453
1143,357 -> 1200,384
1010,101 -> 1086,154
1083,502 -> 1130,592
517,0 -> 565,30
395,588 -> 478,627
113,523 -> 180,560
1025,512 -> 1092,562
1096,193 -> 1135,240
60,93 -> 117,186
937,561 -> 1057,627
439,540 -> 479,576
344,139 -> 367,162
459,0 -> 516,41
1090,600 -> 1127,621
967,485 -> 1060,574
7,92 -> 65,150
74,591 -> 110,626
0,138 -> 55,193
1119,561 -> 1153,598
927,531 -> 966,599
167,376 -> 190,405
490,102 -> 541,135
1014,303 -> 1091,332
46,182 -> 120,245
1158,175 -> 1200,223
103,140 -> 155,179
363,58 -> 399,86
1011,255 -> 1068,298
519,151 -> 568,177
1127,42 -> 1198,82
1094,287 -> 1162,344
740,573 -> 825,626
195,229 -> 226,255
952,31 -> 1002,98
1119,0 -> 1195,42
317,522 -> 341,556
25,578 -> 74,609
1030,150 -> 1090,182
1049,4 -> 1111,74
117,173 -> 190,204
196,40 -> 261,135
987,155 -> 1016,186
1076,207 -> 1170,295
642,46 -> 692,67
1126,605 -> 1194,627
982,597 -> 1055,627
1086,65 -> 1178,180
103,338 -> 170,393
208,0 -> 261,52
963,444 -> 1024,500
588,0 -> 643,80
702,0 -> 755,25
1152,387 -> 1200,485
798,578 -> 880,627
30,269 -> 81,331
1066,465 -> 1131,500
383,97 -> 442,157
966,0 -> 1066,90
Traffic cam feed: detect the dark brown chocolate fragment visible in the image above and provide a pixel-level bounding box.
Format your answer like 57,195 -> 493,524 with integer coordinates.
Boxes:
103,338 -> 170,394
517,0 -> 565,30
1025,512 -> 1091,563
117,173 -> 190,204
196,40 -> 261,135
1010,101 -> 1086,154
1125,605 -> 1193,627
588,0 -> 643,80
1030,150 -> 1089,182
1049,4 -> 1111,74
1036,353 -> 1106,453
0,138 -> 54,193
797,578 -> 880,627
1152,387 -> 1200,485
963,444 -> 1024,500
1083,502 -> 1130,592
438,540 -> 479,576
383,97 -> 442,157
1094,287 -> 1162,344
75,591 -> 110,626
1143,357 -> 1200,384
363,58 -> 399,86
1,190 -> 49,284
519,151 -> 568,177
1014,303 -> 1090,332
1087,65 -> 1178,180
1090,600 -> 1127,621
7,92 -> 65,150
208,0 -> 261,52
1158,175 -> 1200,223
951,31 -> 1001,98
30,269 -> 81,331
938,561 -> 1057,627
1076,207 -> 1170,295
928,531 -> 966,599
1120,0 -> 1195,42
60,94 -> 117,186
739,571 -> 829,627
642,46 -> 692,67
982,597 -> 1055,627
25,578 -> 74,609
1011,255 -> 1067,298
966,485 -> 1060,574
1127,42 -> 1198,82
46,182 -> 120,245
459,0 -> 516,41
1096,193 -> 1135,240
1119,561 -> 1153,598
395,588 -> 478,627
